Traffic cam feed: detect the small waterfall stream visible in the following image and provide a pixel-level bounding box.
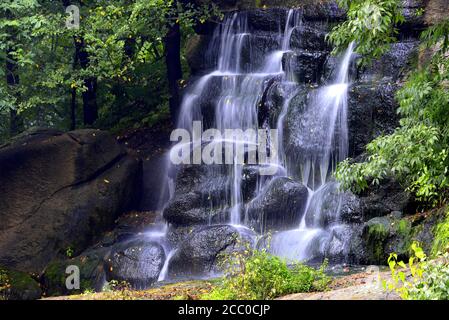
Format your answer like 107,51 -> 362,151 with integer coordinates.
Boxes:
156,9 -> 355,280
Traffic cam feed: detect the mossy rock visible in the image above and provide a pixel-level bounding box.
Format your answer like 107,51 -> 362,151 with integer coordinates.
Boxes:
363,217 -> 391,264
41,248 -> 108,297
0,267 -> 42,300
362,213 -> 416,264
361,208 -> 449,265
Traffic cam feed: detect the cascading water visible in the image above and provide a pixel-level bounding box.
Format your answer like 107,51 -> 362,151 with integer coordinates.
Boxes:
269,42 -> 354,262
156,9 -> 355,281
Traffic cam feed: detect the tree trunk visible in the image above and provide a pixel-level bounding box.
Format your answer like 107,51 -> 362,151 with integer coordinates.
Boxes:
63,0 -> 98,126
164,2 -> 183,126
76,38 -> 98,126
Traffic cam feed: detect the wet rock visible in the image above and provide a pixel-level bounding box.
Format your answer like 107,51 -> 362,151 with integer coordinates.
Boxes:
357,41 -> 419,81
283,85 -> 310,154
166,226 -> 199,247
247,8 -> 289,32
258,80 -> 298,128
358,178 -> 415,220
302,183 -> 362,228
358,215 -> 413,264
325,224 -> 354,263
0,128 -> 142,273
168,225 -> 256,278
348,81 -> 400,157
108,211 -> 160,244
339,192 -> 363,224
246,177 -> 309,233
163,163 -> 264,226
163,192 -> 230,226
301,1 -> 346,21
347,224 -> 366,264
105,240 -> 165,288
241,32 -> 284,70
285,50 -> 329,84
290,24 -> 331,52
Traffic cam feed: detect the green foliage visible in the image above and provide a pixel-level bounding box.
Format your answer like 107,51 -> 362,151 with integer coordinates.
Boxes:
0,1 -> 221,141
202,246 -> 330,300
65,247 -> 74,258
336,20 -> 449,205
336,125 -> 449,203
432,211 -> 449,256
385,242 -> 449,300
328,0 -> 405,65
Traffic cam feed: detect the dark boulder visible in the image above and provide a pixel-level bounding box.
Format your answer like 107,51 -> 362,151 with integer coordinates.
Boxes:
357,41 -> 419,81
301,0 -> 346,21
339,191 -> 363,224
304,182 -> 360,228
0,128 -> 142,273
358,178 -> 415,220
348,81 -> 400,157
168,225 -> 256,278
324,224 -> 355,263
163,192 -> 230,226
246,177 -> 309,233
247,8 -> 289,32
104,211 -> 160,244
105,240 -> 165,288
358,214 -> 414,265
164,164 -> 258,226
284,50 -> 329,84
290,24 -> 331,52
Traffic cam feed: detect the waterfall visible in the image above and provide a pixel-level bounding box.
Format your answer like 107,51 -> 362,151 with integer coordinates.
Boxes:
159,9 -> 355,278
270,42 -> 354,262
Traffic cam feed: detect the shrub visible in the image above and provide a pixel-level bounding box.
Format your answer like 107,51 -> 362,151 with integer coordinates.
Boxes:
432,212 -> 449,256
335,19 -> 449,206
202,247 -> 330,300
384,241 -> 449,300
328,0 -> 405,65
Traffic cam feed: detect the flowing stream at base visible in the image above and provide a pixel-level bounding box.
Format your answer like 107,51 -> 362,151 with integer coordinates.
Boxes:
155,9 -> 355,280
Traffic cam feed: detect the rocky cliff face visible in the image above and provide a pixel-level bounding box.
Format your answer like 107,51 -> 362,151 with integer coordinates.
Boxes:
0,128 -> 142,273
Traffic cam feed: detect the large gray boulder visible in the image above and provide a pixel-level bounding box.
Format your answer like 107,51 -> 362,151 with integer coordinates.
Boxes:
163,164 -> 261,226
168,225 -> 256,278
347,81 -> 400,157
0,128 -> 142,273
246,177 -> 309,232
104,240 -> 166,288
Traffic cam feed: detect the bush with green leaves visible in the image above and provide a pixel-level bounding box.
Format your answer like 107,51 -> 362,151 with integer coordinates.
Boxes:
385,242 -> 449,300
202,246 -> 330,300
336,19 -> 449,205
432,211 -> 449,256
0,1 -> 221,142
328,0 -> 405,65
